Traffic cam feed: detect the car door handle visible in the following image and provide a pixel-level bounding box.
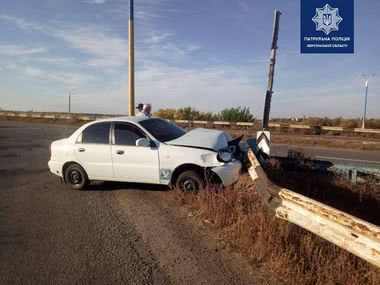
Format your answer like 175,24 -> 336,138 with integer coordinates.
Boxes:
77,148 -> 85,152
116,150 -> 124,155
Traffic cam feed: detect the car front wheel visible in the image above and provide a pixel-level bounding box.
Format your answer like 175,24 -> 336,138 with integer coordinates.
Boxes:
65,164 -> 89,190
176,170 -> 204,192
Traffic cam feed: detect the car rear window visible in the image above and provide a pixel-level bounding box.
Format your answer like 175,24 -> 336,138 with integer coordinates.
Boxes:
82,122 -> 111,144
139,118 -> 186,143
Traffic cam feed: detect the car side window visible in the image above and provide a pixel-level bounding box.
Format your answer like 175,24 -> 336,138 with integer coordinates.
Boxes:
81,122 -> 111,144
114,122 -> 146,146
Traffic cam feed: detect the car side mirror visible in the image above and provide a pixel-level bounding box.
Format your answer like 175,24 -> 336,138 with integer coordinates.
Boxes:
136,138 -> 153,147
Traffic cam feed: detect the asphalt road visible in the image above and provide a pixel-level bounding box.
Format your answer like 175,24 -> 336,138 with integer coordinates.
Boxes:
0,121 -> 259,285
272,144 -> 380,168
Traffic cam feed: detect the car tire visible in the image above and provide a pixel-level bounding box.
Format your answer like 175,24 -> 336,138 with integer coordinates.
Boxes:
176,170 -> 204,192
65,164 -> 89,190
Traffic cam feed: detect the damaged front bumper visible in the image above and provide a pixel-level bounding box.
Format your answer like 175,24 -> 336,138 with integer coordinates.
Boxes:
211,160 -> 242,186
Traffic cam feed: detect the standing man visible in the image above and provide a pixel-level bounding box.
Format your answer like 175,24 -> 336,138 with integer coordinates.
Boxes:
136,103 -> 144,116
136,103 -> 151,117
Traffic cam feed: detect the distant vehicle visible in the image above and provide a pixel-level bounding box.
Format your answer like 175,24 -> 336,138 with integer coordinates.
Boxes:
48,117 -> 242,191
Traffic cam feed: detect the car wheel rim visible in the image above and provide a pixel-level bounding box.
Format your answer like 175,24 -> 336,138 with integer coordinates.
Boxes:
182,178 -> 198,192
69,170 -> 82,185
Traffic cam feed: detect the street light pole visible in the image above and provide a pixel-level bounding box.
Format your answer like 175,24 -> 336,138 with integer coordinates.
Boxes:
68,89 -> 74,114
362,78 -> 369,129
129,0 -> 135,116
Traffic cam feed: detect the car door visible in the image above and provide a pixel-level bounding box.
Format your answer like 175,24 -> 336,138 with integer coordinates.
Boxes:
74,122 -> 114,179
111,122 -> 160,183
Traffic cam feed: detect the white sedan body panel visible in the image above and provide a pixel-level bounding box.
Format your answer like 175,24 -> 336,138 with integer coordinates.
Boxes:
73,144 -> 113,180
111,145 -> 160,183
157,143 -> 222,184
48,117 -> 242,187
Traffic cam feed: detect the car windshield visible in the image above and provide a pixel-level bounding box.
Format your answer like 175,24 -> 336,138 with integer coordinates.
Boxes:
139,118 -> 186,143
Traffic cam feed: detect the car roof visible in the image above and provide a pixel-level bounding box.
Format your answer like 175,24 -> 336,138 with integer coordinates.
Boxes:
94,116 -> 153,124
68,116 -> 157,143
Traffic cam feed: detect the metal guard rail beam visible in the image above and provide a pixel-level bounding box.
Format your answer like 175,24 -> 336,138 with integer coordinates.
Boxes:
247,149 -> 380,268
0,111 -> 379,134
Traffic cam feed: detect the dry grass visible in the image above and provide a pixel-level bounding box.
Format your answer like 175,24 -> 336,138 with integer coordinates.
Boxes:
271,133 -> 380,151
176,175 -> 380,284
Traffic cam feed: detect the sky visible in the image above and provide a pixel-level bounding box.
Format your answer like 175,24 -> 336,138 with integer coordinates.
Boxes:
0,0 -> 379,118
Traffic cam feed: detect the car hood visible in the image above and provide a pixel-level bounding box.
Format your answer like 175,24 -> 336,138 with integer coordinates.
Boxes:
166,128 -> 232,151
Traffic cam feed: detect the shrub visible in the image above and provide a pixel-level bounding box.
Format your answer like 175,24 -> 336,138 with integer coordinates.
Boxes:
339,119 -> 359,129
215,106 -> 255,122
366,119 -> 380,129
288,117 -> 380,129
174,107 -> 197,120
155,107 -> 216,122
154,108 -> 176,120
155,106 -> 255,123
175,107 -> 215,121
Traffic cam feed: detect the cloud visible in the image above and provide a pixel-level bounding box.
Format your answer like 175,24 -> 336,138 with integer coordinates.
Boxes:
0,15 -> 44,31
0,45 -> 46,56
144,32 -> 174,44
1,14 -> 201,68
70,62 -> 263,115
85,0 -> 106,4
56,27 -> 129,67
5,64 -> 95,87
23,66 -> 45,77
1,15 -> 130,67
0,10 -> 254,115
38,57 -> 74,65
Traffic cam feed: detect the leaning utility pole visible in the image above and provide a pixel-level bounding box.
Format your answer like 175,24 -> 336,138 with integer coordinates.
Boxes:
129,0 -> 135,116
256,10 -> 281,157
262,10 -> 281,130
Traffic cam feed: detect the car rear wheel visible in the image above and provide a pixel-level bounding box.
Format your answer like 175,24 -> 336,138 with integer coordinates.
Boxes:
65,164 -> 89,190
176,170 -> 204,192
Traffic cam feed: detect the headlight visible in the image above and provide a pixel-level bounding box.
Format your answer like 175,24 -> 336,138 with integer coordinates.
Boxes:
217,150 -> 232,163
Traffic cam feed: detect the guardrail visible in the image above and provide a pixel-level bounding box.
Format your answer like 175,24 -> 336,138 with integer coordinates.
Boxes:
1,111 -> 379,134
246,146 -> 380,268
0,111 -> 109,121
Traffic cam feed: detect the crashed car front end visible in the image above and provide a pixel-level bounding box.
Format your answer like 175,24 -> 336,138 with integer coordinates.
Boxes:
162,128 -> 244,187
210,140 -> 244,186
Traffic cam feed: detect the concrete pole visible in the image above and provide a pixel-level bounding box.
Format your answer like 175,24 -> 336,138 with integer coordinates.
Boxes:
262,10 -> 281,130
362,80 -> 369,129
129,0 -> 135,116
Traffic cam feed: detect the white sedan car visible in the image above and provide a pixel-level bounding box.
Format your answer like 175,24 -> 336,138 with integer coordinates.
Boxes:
48,117 -> 242,191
